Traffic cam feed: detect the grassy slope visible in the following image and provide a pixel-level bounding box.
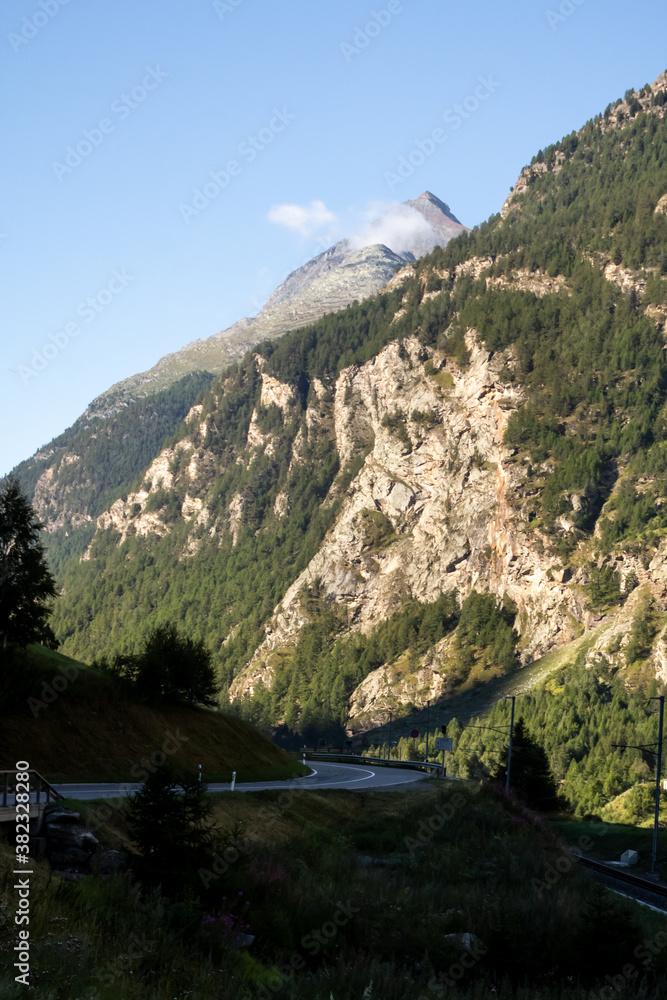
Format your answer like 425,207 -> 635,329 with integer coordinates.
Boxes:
0,645 -> 303,782
600,787 -> 667,829
3,782 -> 667,998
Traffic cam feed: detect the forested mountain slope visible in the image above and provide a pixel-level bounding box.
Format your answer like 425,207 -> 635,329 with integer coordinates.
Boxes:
52,71 -> 667,753
7,372 -> 214,571
7,195 -> 465,572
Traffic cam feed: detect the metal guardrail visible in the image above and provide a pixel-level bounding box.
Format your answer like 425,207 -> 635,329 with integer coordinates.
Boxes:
0,769 -> 62,809
304,752 -> 443,775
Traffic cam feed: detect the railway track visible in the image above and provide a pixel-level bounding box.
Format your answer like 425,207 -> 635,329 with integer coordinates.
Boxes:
576,855 -> 667,909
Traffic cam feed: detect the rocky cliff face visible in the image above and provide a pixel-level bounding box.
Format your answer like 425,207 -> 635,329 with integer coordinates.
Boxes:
226,332 -> 584,709
65,286 -> 667,731
73,317 -> 590,712
77,308 -> 667,732
64,264 -> 667,733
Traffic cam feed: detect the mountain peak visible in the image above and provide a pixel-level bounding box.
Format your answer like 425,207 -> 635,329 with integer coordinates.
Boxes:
416,190 -> 446,208
71,192 -> 467,421
406,191 -> 463,227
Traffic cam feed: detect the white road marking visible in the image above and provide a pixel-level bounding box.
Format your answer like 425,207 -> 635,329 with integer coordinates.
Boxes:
54,762 -> 427,799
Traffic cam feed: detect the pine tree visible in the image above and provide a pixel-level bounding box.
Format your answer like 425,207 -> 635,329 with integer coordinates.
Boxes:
505,717 -> 560,810
0,477 -> 57,649
126,764 -> 217,895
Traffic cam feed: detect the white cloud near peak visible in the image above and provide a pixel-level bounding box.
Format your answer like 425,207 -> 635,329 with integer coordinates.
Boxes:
267,199 -> 337,238
267,198 -> 437,256
348,203 -> 434,254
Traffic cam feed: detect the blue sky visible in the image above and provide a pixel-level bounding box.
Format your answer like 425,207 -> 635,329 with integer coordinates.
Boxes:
1,0 -> 664,476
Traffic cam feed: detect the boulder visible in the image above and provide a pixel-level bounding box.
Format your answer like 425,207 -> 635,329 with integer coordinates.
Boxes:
50,847 -> 93,869
43,807 -> 81,824
45,820 -> 99,854
445,932 -> 483,954
44,806 -> 100,873
90,850 -> 128,876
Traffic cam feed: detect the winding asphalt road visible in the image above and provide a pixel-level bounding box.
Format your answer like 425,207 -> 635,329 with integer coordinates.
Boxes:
53,761 -> 430,801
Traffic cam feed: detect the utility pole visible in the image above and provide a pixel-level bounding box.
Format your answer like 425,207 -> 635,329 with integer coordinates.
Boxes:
388,710 -> 393,761
425,700 -> 431,764
650,696 -> 665,877
505,696 -> 516,793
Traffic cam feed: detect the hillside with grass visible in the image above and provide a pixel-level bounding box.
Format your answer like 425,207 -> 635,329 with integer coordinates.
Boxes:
3,780 -> 667,999
0,645 -> 301,782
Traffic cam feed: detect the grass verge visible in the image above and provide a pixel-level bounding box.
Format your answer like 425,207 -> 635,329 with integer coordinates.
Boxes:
2,782 -> 667,998
0,645 -> 303,782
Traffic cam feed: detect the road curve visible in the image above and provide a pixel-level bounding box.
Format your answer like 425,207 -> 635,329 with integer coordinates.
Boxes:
54,762 -> 430,801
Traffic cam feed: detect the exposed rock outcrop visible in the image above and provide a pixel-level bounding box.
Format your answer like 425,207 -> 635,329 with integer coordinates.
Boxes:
229,332 -> 582,701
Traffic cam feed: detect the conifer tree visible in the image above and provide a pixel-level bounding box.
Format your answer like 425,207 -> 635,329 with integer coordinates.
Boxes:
127,764 -> 217,895
504,717 -> 560,811
0,476 -> 57,649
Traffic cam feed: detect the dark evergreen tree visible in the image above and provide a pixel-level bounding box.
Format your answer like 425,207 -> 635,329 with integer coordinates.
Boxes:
504,717 -> 560,810
107,624 -> 218,705
0,477 -> 57,649
126,764 -> 217,895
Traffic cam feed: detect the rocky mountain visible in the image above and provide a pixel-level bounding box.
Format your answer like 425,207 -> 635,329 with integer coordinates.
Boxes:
86,192 -> 467,418
8,193 -> 466,570
50,71 -> 667,749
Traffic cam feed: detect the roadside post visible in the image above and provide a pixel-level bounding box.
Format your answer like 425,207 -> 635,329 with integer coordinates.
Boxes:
435,728 -> 453,777
426,700 -> 431,763
231,770 -> 236,792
